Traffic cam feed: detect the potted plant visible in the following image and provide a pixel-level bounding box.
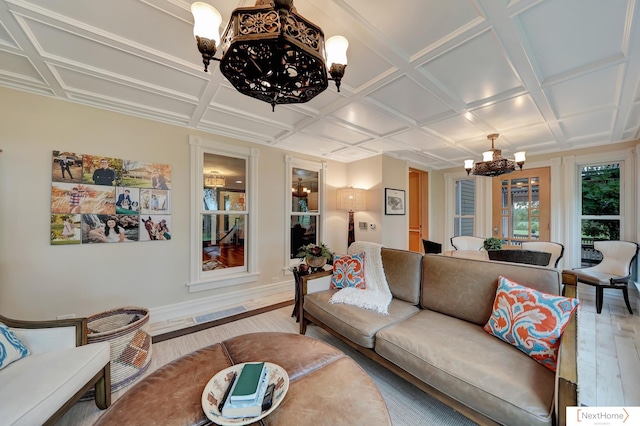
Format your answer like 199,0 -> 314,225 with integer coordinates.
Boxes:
296,243 -> 333,272
483,237 -> 503,251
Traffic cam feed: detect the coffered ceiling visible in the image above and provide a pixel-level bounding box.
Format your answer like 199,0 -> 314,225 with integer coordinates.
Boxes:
1,0 -> 639,169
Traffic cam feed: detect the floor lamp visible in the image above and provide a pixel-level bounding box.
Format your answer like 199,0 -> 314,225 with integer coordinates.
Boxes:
337,187 -> 366,248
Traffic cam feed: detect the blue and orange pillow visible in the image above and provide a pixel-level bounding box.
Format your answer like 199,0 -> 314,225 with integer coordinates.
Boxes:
0,322 -> 30,370
330,252 -> 366,289
483,276 -> 579,372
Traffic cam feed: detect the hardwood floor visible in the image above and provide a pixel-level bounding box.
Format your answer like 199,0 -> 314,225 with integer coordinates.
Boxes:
576,283 -> 640,407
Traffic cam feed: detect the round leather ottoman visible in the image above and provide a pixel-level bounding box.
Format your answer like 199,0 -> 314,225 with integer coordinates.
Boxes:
94,332 -> 391,426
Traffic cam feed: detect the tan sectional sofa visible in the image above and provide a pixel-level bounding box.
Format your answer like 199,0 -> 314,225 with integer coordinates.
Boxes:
299,249 -> 578,426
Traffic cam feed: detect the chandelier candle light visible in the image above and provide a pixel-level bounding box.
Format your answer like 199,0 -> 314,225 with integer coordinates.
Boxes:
464,134 -> 526,177
191,0 -> 349,111
204,171 -> 226,188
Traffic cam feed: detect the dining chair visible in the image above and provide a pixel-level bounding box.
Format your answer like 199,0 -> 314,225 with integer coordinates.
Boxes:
521,241 -> 564,268
422,239 -> 442,254
569,240 -> 639,314
450,236 -> 485,251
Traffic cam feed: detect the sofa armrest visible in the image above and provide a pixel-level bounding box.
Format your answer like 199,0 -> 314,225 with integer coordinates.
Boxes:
297,270 -> 332,332
301,270 -> 333,295
0,314 -> 87,348
556,272 -> 578,426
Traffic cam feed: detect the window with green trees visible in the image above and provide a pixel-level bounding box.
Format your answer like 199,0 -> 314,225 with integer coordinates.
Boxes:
580,163 -> 621,265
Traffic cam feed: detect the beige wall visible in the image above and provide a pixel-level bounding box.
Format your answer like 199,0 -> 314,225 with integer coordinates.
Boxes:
0,87 -> 351,320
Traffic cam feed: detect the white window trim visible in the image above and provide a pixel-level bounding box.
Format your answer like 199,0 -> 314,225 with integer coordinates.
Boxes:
562,147 -> 636,269
188,135 -> 259,293
444,172 -> 490,250
284,155 -> 326,273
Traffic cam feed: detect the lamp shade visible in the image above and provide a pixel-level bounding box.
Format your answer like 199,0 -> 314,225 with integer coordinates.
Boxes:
326,35 -> 349,66
337,187 -> 366,211
514,151 -> 526,163
191,2 -> 222,43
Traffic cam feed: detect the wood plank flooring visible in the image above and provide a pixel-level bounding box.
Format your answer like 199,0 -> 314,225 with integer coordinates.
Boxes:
576,283 -> 640,407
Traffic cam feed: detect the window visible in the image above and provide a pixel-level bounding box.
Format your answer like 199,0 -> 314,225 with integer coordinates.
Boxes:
286,156 -> 325,269
580,163 -> 621,266
453,179 -> 475,236
189,136 -> 258,292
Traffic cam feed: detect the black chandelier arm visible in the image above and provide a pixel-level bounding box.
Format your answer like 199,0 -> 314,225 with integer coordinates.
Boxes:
328,63 -> 347,92
195,36 -> 221,73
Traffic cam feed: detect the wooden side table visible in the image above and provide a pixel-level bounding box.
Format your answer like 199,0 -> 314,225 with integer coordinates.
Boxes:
293,269 -> 332,323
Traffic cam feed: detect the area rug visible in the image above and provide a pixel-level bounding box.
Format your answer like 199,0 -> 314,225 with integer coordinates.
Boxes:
304,326 -> 477,426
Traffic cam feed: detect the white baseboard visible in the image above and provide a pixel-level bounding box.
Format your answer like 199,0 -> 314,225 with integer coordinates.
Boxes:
149,281 -> 293,325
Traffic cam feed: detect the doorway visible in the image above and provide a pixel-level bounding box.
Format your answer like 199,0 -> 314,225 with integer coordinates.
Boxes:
409,168 -> 428,252
491,167 -> 550,248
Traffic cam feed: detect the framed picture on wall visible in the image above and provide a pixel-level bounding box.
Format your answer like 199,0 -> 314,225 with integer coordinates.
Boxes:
385,188 -> 405,215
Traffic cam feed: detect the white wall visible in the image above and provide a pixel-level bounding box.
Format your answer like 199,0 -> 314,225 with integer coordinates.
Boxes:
0,87 -> 347,320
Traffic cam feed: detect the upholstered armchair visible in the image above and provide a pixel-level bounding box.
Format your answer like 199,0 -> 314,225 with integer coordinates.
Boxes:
569,240 -> 639,314
0,314 -> 111,425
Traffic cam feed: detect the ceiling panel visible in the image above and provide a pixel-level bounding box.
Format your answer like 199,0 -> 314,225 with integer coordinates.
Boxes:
0,19 -> 17,48
277,132 -> 347,155
423,115 -> 485,141
331,101 -> 409,135
545,65 -> 621,118
0,0 -> 638,168
0,50 -> 43,83
420,30 -> 523,105
504,124 -> 556,148
302,119 -> 371,145
201,108 -> 285,139
366,75 -> 454,123
21,17 -> 205,98
342,0 -> 482,58
560,110 -> 615,140
23,0 -> 204,64
472,94 -> 546,131
514,0 -> 628,80
52,65 -> 196,117
388,129 -> 448,151
211,85 -> 309,128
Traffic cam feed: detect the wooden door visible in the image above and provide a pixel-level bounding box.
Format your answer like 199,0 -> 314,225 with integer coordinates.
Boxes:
492,167 -> 550,248
408,169 -> 427,252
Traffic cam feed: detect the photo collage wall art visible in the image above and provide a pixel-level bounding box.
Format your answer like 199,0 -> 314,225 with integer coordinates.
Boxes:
50,151 -> 172,245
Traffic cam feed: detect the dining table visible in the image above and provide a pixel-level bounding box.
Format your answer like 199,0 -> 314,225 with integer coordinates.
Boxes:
441,250 -> 489,261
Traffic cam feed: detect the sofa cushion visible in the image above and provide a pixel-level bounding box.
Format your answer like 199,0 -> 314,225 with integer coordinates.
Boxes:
375,310 -> 554,426
484,276 -> 579,372
331,252 -> 366,289
381,248 -> 422,304
304,290 -> 420,348
0,322 -> 29,370
421,255 -> 561,325
0,342 -> 110,426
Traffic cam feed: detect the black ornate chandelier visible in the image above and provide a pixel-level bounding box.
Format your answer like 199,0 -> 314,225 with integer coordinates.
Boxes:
191,0 -> 348,111
464,134 -> 526,177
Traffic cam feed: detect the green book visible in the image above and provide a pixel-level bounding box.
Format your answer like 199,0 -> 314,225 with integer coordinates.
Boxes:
230,362 -> 265,402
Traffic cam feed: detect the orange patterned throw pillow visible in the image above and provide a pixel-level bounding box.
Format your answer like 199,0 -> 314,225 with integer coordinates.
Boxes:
330,253 -> 366,289
483,276 -> 579,372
